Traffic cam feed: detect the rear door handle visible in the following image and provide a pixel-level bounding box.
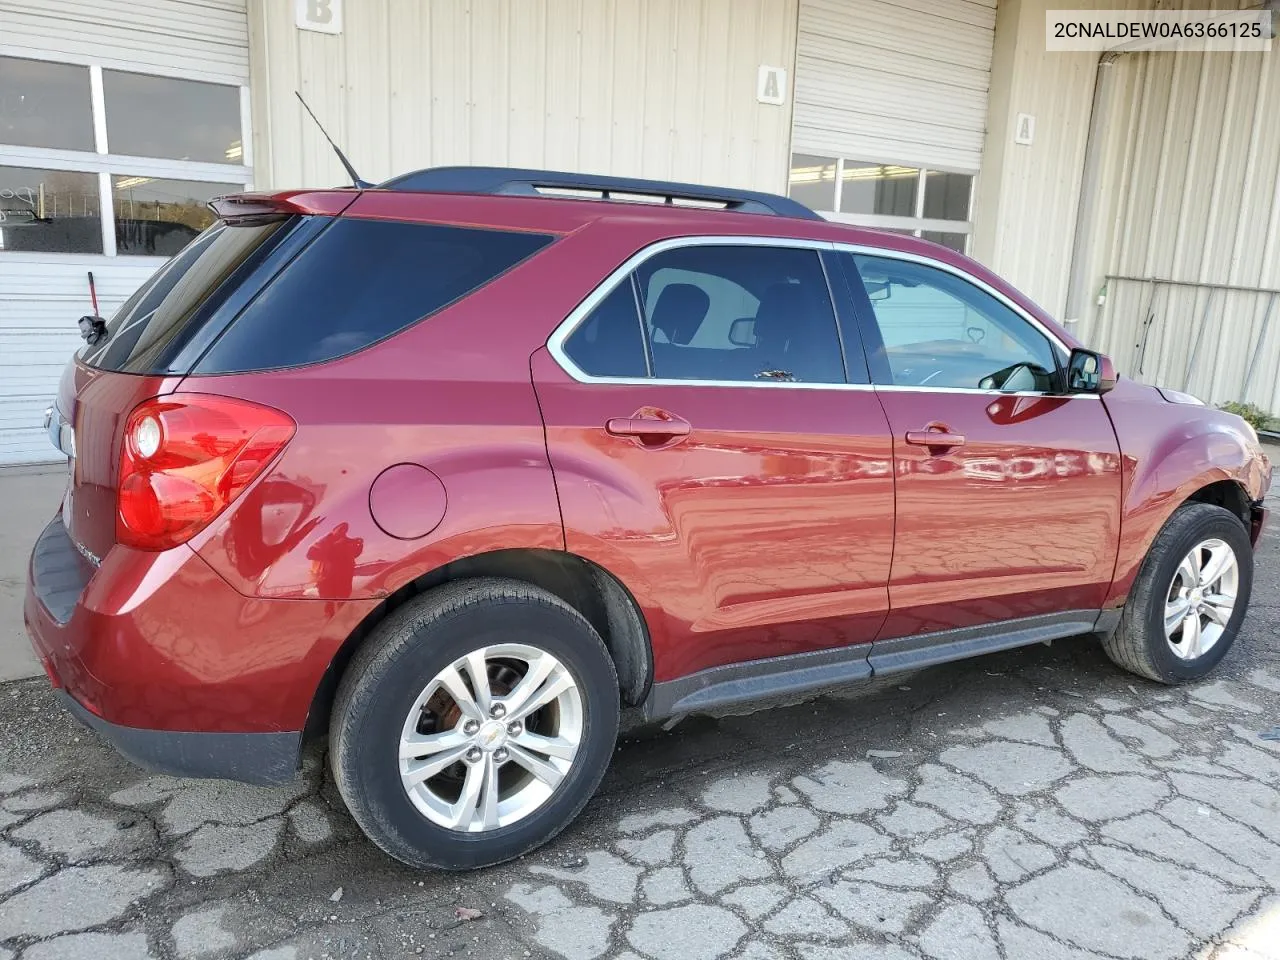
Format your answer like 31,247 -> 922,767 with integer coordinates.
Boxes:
605,416 -> 692,440
905,423 -> 965,451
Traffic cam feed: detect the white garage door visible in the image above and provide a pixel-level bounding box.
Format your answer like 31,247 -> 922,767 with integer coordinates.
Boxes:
0,0 -> 250,464
789,0 -> 996,253
793,0 -> 996,172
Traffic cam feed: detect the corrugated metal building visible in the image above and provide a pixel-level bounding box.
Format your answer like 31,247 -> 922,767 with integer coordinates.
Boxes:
0,0 -> 1275,463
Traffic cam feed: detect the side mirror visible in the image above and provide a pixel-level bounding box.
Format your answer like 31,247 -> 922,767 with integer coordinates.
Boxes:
728,317 -> 756,346
1066,349 -> 1117,395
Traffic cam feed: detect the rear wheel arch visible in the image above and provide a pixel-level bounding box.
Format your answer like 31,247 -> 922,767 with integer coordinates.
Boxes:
304,548 -> 653,742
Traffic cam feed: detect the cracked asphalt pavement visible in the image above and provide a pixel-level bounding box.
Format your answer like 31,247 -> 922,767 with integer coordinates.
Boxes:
2,502 -> 1279,960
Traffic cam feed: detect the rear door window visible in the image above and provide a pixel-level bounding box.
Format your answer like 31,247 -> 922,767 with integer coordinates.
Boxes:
634,245 -> 846,384
558,244 -> 849,385
195,219 -> 554,373
562,280 -> 650,378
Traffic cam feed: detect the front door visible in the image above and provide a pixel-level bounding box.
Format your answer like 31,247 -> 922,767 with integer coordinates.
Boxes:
532,240 -> 895,684
835,250 -> 1123,641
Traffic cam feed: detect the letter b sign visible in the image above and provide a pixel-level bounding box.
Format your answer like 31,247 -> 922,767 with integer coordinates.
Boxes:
296,0 -> 342,35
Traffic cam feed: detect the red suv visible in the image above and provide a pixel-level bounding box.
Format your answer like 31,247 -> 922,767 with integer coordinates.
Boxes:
25,168 -> 1271,870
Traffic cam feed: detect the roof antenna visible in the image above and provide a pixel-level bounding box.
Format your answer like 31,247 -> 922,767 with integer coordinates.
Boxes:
295,91 -> 371,189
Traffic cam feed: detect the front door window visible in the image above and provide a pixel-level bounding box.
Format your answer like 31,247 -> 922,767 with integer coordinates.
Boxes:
849,254 -> 1061,393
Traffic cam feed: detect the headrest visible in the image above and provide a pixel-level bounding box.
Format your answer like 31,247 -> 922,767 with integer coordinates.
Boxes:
650,283 -> 710,346
753,282 -> 813,350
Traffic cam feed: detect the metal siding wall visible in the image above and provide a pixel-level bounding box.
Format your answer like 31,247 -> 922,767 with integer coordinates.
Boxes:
0,0 -> 248,83
970,0 -> 1134,318
249,0 -> 798,195
1081,47 -> 1280,411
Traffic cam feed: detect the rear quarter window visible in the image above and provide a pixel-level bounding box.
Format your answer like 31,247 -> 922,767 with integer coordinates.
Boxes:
82,220 -> 291,373
194,218 -> 554,373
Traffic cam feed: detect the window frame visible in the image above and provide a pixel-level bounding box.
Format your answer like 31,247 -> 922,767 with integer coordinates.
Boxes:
548,236 -> 861,390
0,50 -> 252,260
835,246 -> 1079,398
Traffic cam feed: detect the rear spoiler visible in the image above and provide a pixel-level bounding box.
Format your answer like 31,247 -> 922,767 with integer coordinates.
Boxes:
208,190 -> 359,225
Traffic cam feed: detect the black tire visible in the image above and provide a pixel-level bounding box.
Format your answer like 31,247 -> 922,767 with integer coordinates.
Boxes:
1102,502 -> 1253,684
330,577 -> 619,870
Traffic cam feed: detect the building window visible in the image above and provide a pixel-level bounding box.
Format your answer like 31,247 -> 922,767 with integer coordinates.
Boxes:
788,154 -> 974,254
102,71 -> 241,163
113,176 -> 238,256
839,162 -> 918,218
786,153 -> 837,213
0,167 -> 101,254
0,55 -> 250,258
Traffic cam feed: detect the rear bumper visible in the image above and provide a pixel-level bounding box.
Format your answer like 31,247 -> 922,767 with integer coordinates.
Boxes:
56,690 -> 300,785
25,517 -> 377,783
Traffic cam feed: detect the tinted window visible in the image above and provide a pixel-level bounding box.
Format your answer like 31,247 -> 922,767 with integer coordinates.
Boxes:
83,220 -> 291,371
851,254 -> 1060,391
196,219 -> 553,373
564,281 -> 648,377
634,245 -> 845,384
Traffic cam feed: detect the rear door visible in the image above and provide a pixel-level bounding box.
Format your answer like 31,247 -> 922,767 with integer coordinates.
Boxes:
531,238 -> 895,685
834,249 -> 1123,649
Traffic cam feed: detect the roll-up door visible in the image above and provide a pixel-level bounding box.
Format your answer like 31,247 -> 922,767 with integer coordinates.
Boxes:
793,0 -> 996,173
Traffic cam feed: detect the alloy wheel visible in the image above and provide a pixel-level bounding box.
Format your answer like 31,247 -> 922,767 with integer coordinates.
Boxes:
1163,537 -> 1238,661
398,643 -> 584,832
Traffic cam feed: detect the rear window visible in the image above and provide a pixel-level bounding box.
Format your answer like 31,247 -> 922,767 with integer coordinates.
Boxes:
81,220 -> 291,372
193,219 -> 555,373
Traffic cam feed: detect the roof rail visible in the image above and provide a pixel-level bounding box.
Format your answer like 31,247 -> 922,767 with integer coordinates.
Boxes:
377,166 -> 822,220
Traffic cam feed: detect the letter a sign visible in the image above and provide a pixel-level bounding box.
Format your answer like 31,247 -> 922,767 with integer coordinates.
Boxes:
297,0 -> 342,34
757,66 -> 787,105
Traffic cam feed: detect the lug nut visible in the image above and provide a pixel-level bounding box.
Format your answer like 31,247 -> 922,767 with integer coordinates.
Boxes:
464,746 -> 482,763
490,703 -> 507,719
493,747 -> 509,763
463,719 -> 480,735
507,721 -> 522,736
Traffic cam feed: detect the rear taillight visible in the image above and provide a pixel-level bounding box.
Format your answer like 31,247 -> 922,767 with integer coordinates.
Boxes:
116,394 -> 295,551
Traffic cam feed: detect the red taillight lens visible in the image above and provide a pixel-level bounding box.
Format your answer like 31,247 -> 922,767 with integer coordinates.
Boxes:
116,394 -> 296,551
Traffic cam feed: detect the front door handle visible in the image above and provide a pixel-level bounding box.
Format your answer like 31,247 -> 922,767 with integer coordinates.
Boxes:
905,423 -> 965,452
605,415 -> 691,442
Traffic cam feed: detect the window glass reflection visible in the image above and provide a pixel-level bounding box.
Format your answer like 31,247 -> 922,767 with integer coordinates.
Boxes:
0,57 -> 94,151
103,70 -> 241,162
113,176 -> 237,256
788,154 -> 837,212
0,167 -> 101,253
840,162 -> 918,217
923,171 -> 973,221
